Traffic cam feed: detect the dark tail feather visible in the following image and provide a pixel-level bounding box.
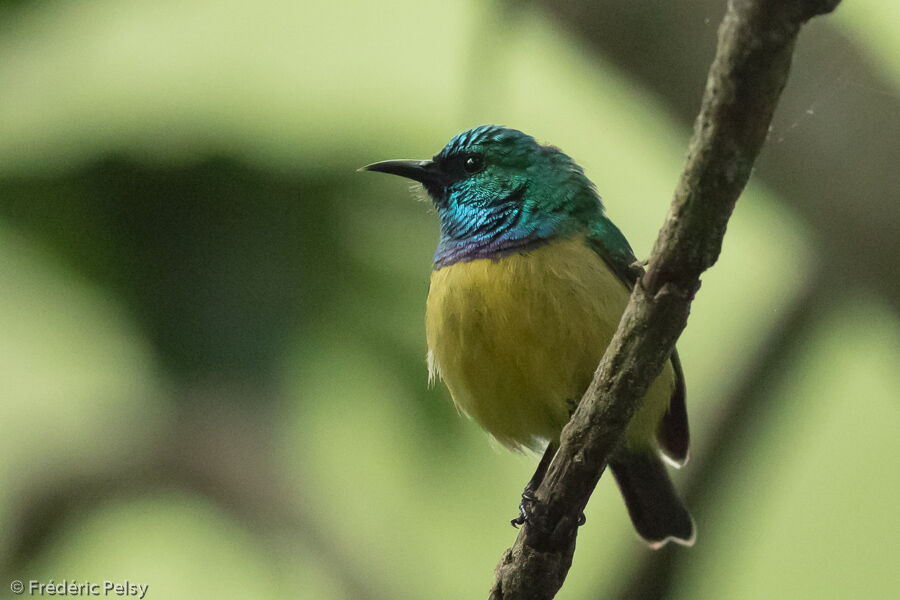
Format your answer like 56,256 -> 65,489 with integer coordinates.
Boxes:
657,350 -> 690,466
611,452 -> 695,548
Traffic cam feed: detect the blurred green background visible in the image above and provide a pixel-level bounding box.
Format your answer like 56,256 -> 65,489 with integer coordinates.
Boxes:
1,1 -> 898,598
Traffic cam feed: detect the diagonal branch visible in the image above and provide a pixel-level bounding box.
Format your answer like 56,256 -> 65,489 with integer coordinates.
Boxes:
613,266 -> 829,600
489,1 -> 842,598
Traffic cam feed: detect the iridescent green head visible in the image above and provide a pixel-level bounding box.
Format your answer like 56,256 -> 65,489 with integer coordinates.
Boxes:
365,125 -> 605,267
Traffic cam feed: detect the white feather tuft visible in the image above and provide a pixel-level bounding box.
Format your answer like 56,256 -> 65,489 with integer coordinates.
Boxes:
426,349 -> 441,386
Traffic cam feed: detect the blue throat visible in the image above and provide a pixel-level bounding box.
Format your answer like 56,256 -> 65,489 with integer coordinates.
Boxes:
432,186 -> 568,268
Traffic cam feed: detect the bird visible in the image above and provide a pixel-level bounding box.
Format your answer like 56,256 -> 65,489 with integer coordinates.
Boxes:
363,125 -> 694,548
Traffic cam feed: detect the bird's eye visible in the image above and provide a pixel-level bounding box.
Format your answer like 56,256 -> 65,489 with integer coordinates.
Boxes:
463,154 -> 484,174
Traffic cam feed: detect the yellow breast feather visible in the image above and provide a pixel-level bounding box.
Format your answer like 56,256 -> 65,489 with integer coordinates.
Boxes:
425,232 -> 674,452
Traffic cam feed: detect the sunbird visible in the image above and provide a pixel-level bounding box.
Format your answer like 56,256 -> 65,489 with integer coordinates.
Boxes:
364,125 -> 694,547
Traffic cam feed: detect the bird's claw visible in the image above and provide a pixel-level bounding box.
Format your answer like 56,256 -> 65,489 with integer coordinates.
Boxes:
510,492 -> 586,529
511,490 -> 536,528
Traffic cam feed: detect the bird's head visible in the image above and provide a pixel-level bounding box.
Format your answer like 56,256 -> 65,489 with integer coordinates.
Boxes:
364,125 -> 603,266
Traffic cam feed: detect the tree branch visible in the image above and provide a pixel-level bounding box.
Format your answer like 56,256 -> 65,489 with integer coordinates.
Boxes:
488,1 -> 842,598
613,266 -> 829,600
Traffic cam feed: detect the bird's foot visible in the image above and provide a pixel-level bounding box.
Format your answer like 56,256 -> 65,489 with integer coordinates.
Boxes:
510,490 -> 536,528
510,491 -> 587,529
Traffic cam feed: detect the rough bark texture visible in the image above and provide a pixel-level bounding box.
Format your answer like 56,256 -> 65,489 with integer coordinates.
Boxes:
614,267 -> 828,599
539,0 -> 900,309
488,1 -> 842,598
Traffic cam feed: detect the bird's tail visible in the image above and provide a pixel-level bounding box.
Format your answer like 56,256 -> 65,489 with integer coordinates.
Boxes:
610,451 -> 695,548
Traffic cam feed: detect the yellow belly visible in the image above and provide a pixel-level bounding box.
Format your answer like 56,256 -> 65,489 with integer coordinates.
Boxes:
425,233 -> 674,451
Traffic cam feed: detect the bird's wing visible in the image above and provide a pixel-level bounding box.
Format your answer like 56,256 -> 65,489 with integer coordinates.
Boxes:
586,216 -> 690,466
586,216 -> 644,288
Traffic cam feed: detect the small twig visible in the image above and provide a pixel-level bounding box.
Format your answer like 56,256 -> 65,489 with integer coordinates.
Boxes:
488,1 -> 842,598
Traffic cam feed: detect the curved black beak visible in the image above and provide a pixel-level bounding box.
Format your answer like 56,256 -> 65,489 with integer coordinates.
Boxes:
360,159 -> 444,187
